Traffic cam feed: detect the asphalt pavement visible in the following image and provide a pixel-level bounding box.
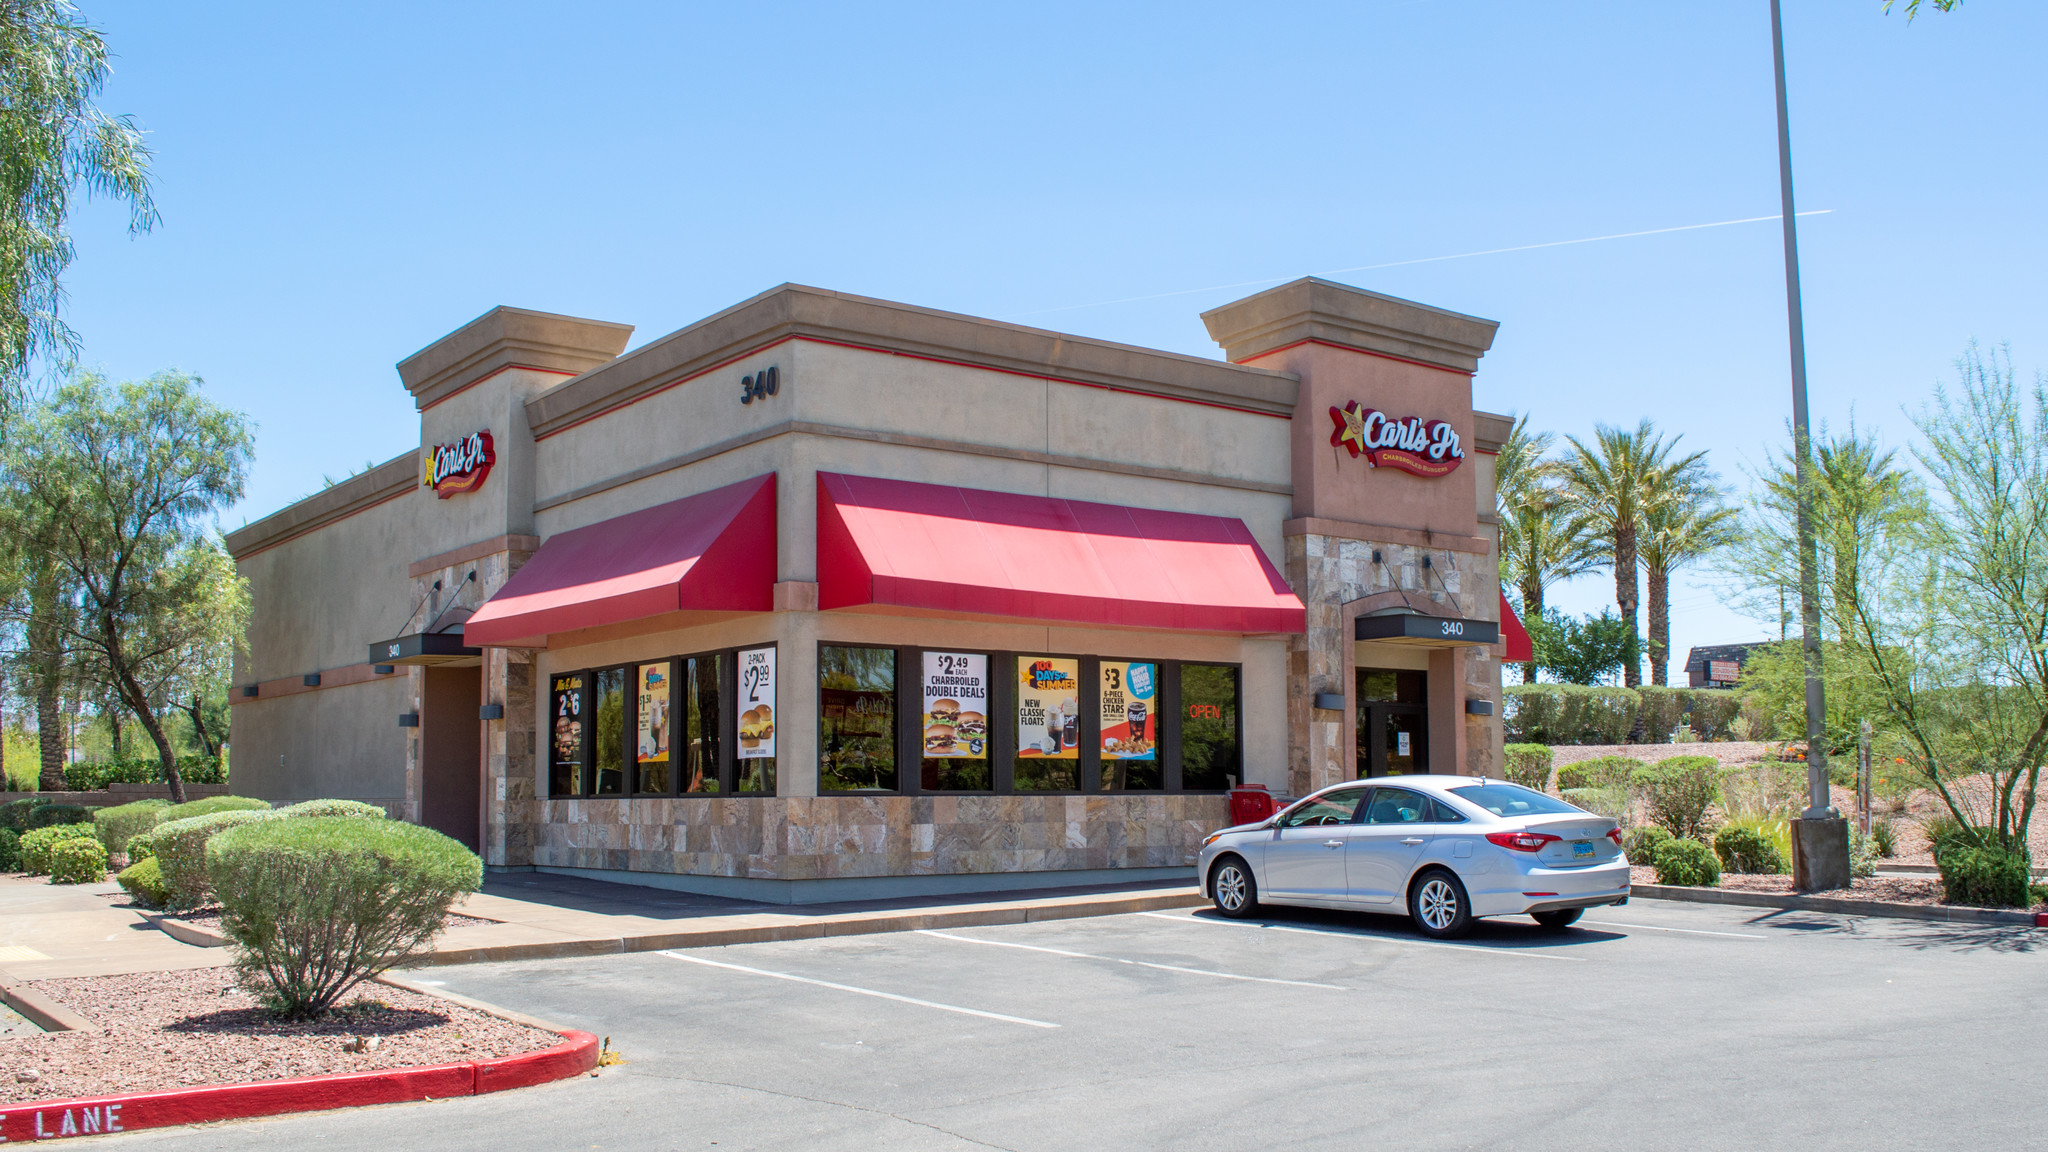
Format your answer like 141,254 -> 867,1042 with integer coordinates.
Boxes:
92,897 -> 2045,1151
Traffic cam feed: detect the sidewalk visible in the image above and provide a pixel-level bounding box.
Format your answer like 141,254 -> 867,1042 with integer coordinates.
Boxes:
0,877 -> 232,981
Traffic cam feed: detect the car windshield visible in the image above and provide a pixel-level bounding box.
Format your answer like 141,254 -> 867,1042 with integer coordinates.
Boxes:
1446,783 -> 1585,818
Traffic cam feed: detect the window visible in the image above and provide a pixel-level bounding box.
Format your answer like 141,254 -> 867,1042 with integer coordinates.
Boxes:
682,654 -> 723,794
1179,664 -> 1239,791
1098,661 -> 1160,791
592,667 -> 627,795
1363,787 -> 1430,825
548,673 -> 586,797
1358,669 -> 1426,703
736,646 -> 777,794
1446,783 -> 1584,818
1428,796 -> 1467,823
634,661 -> 673,794
920,651 -> 991,792
820,646 -> 897,792
1279,788 -> 1365,827
1013,656 -> 1081,791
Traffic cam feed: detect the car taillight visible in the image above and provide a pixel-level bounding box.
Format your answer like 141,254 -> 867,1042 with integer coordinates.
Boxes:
1607,828 -> 1624,847
1486,831 -> 1560,852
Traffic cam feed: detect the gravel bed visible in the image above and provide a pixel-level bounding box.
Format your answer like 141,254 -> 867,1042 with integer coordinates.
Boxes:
0,972 -> 559,1104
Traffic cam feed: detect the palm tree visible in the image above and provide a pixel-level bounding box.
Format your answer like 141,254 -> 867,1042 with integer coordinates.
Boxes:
1639,488 -> 1739,686
1497,417 -> 1604,683
1561,420 -> 1708,688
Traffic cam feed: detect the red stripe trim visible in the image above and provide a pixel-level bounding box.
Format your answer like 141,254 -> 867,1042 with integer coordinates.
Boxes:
1236,337 -> 1476,378
421,362 -> 579,412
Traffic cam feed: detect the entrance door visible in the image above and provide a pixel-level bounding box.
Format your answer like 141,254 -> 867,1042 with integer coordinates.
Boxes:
421,665 -> 482,852
1356,668 -> 1428,778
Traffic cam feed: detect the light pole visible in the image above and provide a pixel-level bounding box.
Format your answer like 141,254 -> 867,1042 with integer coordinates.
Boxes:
1769,0 -> 1850,888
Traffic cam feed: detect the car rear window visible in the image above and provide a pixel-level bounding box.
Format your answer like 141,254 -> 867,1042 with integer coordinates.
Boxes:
1447,783 -> 1585,817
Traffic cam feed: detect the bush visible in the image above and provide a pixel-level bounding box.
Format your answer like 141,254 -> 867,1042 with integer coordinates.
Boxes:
1634,686 -> 1744,743
208,817 -> 483,1019
1503,684 -> 1639,745
19,823 -> 99,875
25,803 -> 93,830
47,838 -> 108,884
275,799 -> 387,820
1652,838 -> 1721,887
0,798 -> 47,832
0,827 -> 17,871
1500,745 -> 1553,791
1938,845 -> 2032,908
1923,817 -> 2006,864
94,799 -> 171,857
63,755 -> 226,790
1561,786 -> 1630,821
1870,818 -> 1897,858
1719,761 -> 1805,822
159,795 -> 271,823
1849,825 -> 1879,879
1556,756 -> 1642,792
152,811 -> 275,908
1622,825 -> 1672,864
1713,820 -> 1786,874
1633,756 -> 1724,840
126,832 -> 157,862
116,855 -> 170,907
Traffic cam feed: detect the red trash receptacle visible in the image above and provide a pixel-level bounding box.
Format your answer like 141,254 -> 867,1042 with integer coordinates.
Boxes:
1228,784 -> 1274,827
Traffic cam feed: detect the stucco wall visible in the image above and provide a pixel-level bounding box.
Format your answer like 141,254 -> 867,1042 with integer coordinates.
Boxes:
233,489 -> 424,682
230,677 -> 410,805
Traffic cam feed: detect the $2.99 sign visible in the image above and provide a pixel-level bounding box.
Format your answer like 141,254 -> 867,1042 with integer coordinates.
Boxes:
737,647 -> 775,760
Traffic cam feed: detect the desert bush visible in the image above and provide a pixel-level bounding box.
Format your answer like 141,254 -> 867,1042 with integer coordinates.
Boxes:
1848,825 -> 1879,878
125,832 -> 157,862
152,810 -> 275,908
25,803 -> 92,830
94,799 -> 171,857
1712,819 -> 1786,874
47,838 -> 108,884
208,817 -> 483,1019
116,855 -> 170,907
1870,818 -> 1897,858
1503,684 -> 1639,745
19,823 -> 98,875
275,799 -> 387,820
1633,756 -> 1724,840
1500,745 -> 1553,791
159,795 -> 271,823
1652,838 -> 1721,887
1561,786 -> 1630,821
0,827 -> 18,870
1938,845 -> 2031,908
1719,761 -> 1804,822
1555,756 -> 1642,792
1622,825 -> 1672,864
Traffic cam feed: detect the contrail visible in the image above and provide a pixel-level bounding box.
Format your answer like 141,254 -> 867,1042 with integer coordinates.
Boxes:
1008,210 -> 1834,318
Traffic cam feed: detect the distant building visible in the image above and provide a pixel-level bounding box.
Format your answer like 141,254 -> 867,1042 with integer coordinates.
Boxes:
1683,643 -> 1764,689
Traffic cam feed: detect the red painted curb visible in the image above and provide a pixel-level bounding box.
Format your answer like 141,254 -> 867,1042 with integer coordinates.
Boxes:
0,1030 -> 598,1140
2036,911 -> 2048,928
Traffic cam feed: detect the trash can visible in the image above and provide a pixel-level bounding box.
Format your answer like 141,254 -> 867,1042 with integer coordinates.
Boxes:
1228,783 -> 1276,827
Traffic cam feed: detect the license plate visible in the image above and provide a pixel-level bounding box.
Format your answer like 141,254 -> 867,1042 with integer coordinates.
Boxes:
1572,840 -> 1595,858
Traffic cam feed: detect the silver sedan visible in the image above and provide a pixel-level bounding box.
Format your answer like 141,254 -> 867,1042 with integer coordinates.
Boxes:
1196,775 -> 1631,938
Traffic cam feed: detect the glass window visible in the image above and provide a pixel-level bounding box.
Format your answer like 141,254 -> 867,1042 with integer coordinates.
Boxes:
1446,783 -> 1586,818
593,667 -> 627,795
682,654 -> 723,794
1099,661 -> 1160,791
1363,787 -> 1430,825
1013,656 -> 1081,791
1179,664 -> 1240,790
548,673 -> 586,796
920,651 -> 991,792
736,646 -> 777,794
820,646 -> 898,792
1428,796 -> 1467,823
634,662 -> 673,794
1358,668 -> 1427,703
1278,788 -> 1365,827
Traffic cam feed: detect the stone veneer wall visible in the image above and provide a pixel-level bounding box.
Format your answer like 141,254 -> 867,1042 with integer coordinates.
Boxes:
530,794 -> 1230,880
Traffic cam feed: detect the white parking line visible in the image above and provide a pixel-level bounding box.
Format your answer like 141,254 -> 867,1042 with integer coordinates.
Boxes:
1136,911 -> 1585,961
915,930 -> 1349,990
657,951 -> 1060,1029
1582,920 -> 1767,940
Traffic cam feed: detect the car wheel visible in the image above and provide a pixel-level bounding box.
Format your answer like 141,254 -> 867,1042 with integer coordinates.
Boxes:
1210,856 -> 1260,919
1409,869 -> 1474,939
1531,908 -> 1583,930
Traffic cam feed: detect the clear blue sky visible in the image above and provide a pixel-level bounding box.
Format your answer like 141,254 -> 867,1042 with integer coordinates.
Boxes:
57,1 -> 2047,682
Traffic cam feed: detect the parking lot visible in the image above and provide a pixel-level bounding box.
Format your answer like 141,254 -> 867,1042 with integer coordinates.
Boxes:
110,899 -> 2043,1151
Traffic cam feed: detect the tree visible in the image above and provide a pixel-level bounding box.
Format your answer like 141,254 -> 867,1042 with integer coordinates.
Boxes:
1497,416 -> 1604,683
1560,420 -> 1707,688
1883,0 -> 1960,18
0,1 -> 156,394
1639,480 -> 1738,686
6,371 -> 251,802
1528,608 -> 1641,687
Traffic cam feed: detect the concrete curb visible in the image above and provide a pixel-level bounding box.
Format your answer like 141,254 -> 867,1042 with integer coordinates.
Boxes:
0,977 -> 94,1032
141,913 -> 224,949
1631,883 -> 2040,926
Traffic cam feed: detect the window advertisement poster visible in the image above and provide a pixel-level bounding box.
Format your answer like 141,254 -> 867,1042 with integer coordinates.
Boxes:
1099,661 -> 1157,760
738,646 -> 776,759
636,662 -> 671,767
921,652 -> 988,758
549,673 -> 585,793
1016,657 -> 1080,758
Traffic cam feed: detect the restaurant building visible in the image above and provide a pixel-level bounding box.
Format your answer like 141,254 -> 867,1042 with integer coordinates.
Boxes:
223,278 -> 1528,901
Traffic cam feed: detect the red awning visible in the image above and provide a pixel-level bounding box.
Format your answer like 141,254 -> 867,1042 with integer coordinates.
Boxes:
464,474 -> 776,647
1500,590 -> 1534,663
817,472 -> 1305,634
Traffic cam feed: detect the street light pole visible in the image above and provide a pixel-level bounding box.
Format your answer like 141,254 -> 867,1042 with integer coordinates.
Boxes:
1770,0 -> 1847,887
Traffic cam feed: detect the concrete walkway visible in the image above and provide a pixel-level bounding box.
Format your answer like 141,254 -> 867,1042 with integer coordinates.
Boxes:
0,876 -> 230,981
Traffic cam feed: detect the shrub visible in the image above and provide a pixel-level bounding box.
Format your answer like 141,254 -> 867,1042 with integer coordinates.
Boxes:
1502,684 -> 1638,745
64,755 -> 226,790
159,795 -> 271,823
47,838 -> 108,884
1938,845 -> 2032,908
1561,786 -> 1630,821
1635,686 -> 1743,743
1923,817 -> 2005,864
94,799 -> 171,857
116,855 -> 170,907
1652,838 -> 1721,887
1849,825 -> 1878,879
25,803 -> 93,830
152,811 -> 275,908
19,823 -> 98,875
1719,761 -> 1805,822
1633,756 -> 1724,840
126,832 -> 157,862
276,799 -> 387,820
1622,825 -> 1672,864
1500,745 -> 1553,791
208,817 -> 483,1019
0,827 -> 17,871
0,798 -> 46,832
1713,820 -> 1786,874
1556,756 -> 1642,792
1870,818 -> 1897,858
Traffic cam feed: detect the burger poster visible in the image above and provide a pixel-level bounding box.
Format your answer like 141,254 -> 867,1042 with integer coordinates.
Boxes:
738,646 -> 776,760
1100,661 -> 1157,760
921,652 -> 987,759
550,673 -> 585,783
636,663 -> 670,767
1016,657 -> 1079,759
